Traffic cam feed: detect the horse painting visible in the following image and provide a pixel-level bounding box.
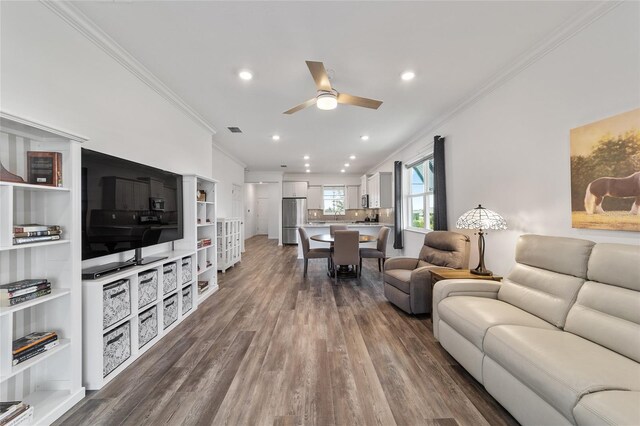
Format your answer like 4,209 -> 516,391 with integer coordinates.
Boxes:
584,171 -> 640,215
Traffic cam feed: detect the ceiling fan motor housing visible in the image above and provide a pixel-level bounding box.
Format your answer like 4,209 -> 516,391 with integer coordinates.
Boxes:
316,90 -> 338,110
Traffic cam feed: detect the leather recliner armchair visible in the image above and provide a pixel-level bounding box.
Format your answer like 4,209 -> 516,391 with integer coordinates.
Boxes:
383,231 -> 470,314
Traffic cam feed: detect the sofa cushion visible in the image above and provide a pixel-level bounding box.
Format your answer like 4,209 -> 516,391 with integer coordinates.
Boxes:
384,269 -> 412,293
587,243 -> 640,291
573,391 -> 640,426
514,234 -> 595,278
498,264 -> 586,328
437,297 -> 556,350
484,325 -> 640,422
565,281 -> 640,363
418,231 -> 470,269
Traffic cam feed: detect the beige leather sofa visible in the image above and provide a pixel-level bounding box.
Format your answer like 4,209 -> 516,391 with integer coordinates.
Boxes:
433,234 -> 640,426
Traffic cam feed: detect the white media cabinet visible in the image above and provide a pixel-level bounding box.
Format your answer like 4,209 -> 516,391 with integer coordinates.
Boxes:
216,218 -> 241,273
0,113 -> 86,425
82,174 -> 218,390
82,250 -> 196,390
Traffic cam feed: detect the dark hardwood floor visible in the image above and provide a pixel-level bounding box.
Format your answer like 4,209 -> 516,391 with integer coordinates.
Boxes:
57,236 -> 518,426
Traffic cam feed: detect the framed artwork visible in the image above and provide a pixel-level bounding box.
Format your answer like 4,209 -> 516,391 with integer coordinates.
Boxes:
570,108 -> 640,231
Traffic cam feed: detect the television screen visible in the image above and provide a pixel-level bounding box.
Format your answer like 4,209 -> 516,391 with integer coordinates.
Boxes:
81,148 -> 183,260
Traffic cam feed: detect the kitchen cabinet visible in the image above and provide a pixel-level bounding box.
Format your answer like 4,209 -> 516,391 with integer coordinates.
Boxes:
367,172 -> 392,208
307,186 -> 323,209
283,181 -> 308,198
360,175 -> 368,195
346,185 -> 360,210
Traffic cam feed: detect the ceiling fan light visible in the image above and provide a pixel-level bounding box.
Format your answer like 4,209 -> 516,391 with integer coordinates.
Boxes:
316,93 -> 338,110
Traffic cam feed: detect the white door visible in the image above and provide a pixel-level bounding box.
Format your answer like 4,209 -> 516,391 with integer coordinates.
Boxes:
257,198 -> 269,234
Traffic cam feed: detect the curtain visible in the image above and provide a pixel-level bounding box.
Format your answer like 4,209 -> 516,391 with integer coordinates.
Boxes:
393,161 -> 403,249
433,135 -> 448,230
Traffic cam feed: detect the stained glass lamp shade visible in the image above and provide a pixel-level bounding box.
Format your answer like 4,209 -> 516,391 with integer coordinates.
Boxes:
456,204 -> 507,275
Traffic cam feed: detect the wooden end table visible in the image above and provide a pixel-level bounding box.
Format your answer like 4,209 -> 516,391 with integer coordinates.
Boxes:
430,268 -> 503,287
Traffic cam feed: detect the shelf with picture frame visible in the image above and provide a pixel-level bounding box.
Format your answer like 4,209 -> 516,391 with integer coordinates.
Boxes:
0,112 -> 86,425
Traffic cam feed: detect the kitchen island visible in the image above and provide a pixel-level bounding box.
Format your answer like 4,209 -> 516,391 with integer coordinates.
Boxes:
296,223 -> 395,259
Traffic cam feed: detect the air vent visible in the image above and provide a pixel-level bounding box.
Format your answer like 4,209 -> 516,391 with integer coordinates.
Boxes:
227,127 -> 242,133
280,165 -> 287,168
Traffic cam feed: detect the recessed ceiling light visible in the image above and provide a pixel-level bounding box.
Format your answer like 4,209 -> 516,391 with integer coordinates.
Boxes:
304,163 -> 310,167
272,135 -> 280,141
259,181 -> 263,184
306,169 -> 310,173
238,70 -> 253,80
340,169 -> 345,173
349,155 -> 356,160
401,71 -> 415,81
303,155 -> 310,160
344,163 -> 350,167
360,135 -> 369,141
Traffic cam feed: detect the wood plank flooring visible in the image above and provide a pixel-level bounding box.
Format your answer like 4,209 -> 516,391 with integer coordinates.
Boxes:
56,236 -> 518,426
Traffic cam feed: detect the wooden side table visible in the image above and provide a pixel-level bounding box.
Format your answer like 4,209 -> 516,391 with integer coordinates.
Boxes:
430,268 -> 503,287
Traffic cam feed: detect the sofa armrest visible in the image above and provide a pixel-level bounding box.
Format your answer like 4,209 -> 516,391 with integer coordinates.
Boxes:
432,279 -> 502,340
384,257 -> 419,271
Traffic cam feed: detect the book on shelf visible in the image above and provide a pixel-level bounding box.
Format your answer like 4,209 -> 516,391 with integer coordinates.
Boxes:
0,278 -> 48,293
0,282 -> 51,305
12,339 -> 60,365
13,235 -> 61,245
0,402 -> 22,423
13,229 -> 62,238
0,403 -> 33,426
13,224 -> 61,233
3,288 -> 52,307
27,151 -> 62,187
13,331 -> 58,356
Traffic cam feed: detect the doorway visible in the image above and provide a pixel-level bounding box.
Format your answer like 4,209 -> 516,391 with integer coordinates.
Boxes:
257,198 -> 269,235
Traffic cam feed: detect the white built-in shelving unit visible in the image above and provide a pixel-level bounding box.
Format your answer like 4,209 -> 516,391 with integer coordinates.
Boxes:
176,175 -> 219,300
216,218 -> 242,273
0,113 -> 86,425
81,250 -> 196,390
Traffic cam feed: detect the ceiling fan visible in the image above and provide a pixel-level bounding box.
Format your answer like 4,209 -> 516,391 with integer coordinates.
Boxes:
283,61 -> 383,114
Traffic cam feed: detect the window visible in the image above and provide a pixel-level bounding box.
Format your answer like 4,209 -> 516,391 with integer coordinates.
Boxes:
323,185 -> 345,215
407,157 -> 434,230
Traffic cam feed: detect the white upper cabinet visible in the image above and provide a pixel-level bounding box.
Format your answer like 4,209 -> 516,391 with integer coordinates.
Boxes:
283,181 -> 308,198
346,185 -> 360,210
360,175 -> 368,195
307,186 -> 323,209
367,172 -> 392,208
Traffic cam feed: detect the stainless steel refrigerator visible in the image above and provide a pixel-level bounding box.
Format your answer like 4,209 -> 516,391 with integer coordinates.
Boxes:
282,198 -> 307,244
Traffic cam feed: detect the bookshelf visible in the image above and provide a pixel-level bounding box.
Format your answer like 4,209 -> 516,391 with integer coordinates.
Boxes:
0,112 -> 86,425
176,175 -> 219,301
217,218 -> 242,273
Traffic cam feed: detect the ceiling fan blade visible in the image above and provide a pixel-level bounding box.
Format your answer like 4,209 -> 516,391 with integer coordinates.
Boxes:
306,61 -> 332,92
283,98 -> 317,114
337,93 -> 383,110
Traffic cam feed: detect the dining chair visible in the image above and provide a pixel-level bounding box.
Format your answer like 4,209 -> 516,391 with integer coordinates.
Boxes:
359,226 -> 390,275
298,227 -> 331,277
329,224 -> 348,236
332,230 -> 360,284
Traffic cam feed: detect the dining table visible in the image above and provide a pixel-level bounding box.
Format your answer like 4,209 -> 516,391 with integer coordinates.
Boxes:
310,233 -> 377,277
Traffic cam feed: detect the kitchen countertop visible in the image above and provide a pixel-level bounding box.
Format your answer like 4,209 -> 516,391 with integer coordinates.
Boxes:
303,222 -> 394,228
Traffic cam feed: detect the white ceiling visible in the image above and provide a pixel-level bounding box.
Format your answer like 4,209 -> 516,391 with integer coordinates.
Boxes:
73,1 -> 591,174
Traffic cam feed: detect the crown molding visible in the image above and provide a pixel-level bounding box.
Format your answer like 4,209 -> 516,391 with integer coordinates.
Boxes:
40,1 -> 217,136
367,0 -> 622,174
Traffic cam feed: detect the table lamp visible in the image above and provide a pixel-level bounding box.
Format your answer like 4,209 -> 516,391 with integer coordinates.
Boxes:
456,204 -> 507,276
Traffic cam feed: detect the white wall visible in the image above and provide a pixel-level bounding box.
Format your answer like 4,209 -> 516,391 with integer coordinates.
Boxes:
0,2 -> 212,176
368,3 -> 640,274
1,2 -> 215,267
211,144 -> 245,218
284,173 -> 361,186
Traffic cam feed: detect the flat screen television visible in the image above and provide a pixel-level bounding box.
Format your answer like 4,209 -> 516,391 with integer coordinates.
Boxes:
81,148 -> 183,261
